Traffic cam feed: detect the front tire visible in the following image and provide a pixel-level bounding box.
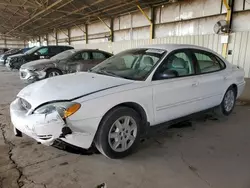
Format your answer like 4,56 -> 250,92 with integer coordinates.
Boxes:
215,86 -> 236,117
45,68 -> 62,78
95,107 -> 141,159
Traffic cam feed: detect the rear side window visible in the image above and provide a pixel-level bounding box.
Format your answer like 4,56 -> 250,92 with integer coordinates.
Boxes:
194,51 -> 225,74
92,52 -> 106,59
63,46 -> 73,51
50,47 -> 63,54
105,53 -> 113,58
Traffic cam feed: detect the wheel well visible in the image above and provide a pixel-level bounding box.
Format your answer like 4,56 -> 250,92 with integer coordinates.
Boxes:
46,68 -> 62,74
117,102 -> 147,123
231,84 -> 238,96
103,102 -> 149,135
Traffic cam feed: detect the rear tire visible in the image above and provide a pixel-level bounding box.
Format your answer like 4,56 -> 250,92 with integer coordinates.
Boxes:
94,107 -> 141,159
214,86 -> 236,117
45,68 -> 62,78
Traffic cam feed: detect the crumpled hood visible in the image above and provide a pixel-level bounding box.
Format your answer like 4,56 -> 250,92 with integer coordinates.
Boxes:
21,59 -> 57,69
17,72 -> 133,109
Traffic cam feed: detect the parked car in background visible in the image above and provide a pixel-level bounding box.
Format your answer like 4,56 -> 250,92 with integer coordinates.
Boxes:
0,48 -> 32,65
22,47 -> 33,53
19,49 -> 113,83
6,45 -> 74,70
0,48 -> 9,54
10,44 -> 245,158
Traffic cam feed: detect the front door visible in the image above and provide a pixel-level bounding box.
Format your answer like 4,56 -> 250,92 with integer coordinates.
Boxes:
66,51 -> 91,72
152,49 -> 201,124
89,51 -> 108,68
33,47 -> 49,60
75,51 -> 92,72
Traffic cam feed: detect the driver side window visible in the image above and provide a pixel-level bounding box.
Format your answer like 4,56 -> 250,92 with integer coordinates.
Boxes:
154,50 -> 195,80
36,47 -> 49,55
73,52 -> 90,61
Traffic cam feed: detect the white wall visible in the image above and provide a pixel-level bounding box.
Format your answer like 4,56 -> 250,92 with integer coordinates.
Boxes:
0,40 -> 5,48
32,0 -> 250,77
71,31 -> 250,78
43,0 -> 250,47
0,37 -> 25,48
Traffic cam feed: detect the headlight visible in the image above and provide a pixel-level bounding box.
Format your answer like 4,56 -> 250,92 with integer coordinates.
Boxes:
29,67 -> 44,71
34,102 -> 81,119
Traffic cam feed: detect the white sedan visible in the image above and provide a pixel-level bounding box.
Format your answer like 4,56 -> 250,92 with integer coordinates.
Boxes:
10,44 -> 245,158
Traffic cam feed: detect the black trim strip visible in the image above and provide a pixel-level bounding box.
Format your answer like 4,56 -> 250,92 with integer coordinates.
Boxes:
71,83 -> 128,101
33,83 -> 129,112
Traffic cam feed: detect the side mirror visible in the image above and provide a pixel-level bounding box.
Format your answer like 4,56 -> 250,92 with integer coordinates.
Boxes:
154,70 -> 178,80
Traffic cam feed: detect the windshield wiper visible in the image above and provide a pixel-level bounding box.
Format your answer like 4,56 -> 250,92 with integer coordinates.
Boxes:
95,70 -> 123,78
90,68 -> 133,80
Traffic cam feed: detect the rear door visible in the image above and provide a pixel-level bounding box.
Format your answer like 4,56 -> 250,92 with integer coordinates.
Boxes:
191,49 -> 228,109
30,47 -> 49,61
49,46 -> 64,58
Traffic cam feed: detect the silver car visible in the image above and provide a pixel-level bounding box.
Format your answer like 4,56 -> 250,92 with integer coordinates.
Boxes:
19,49 -> 113,83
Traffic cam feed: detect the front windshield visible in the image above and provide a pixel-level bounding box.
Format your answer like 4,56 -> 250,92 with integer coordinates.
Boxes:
5,49 -> 20,55
90,48 -> 166,80
24,46 -> 40,55
51,49 -> 76,60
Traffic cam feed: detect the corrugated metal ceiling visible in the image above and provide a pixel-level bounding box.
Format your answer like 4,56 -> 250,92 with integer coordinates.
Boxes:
0,0 -> 171,39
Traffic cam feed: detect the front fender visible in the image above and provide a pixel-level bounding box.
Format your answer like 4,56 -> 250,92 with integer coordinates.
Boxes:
43,63 -> 57,72
70,84 -> 154,125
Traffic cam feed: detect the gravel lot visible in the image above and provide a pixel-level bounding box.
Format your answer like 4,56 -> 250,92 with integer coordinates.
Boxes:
0,66 -> 250,188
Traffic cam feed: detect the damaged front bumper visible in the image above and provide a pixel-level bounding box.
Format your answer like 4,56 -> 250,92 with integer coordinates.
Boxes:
0,59 -> 5,65
5,62 -> 12,70
19,68 -> 46,84
10,98 -> 101,149
10,98 -> 65,145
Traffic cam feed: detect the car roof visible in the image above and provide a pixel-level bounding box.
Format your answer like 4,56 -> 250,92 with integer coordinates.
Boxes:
74,49 -> 112,53
137,44 -> 215,53
37,45 -> 73,48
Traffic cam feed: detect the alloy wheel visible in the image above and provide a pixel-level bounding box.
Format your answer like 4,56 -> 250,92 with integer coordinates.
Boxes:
108,116 -> 137,152
224,90 -> 235,112
48,71 -> 60,77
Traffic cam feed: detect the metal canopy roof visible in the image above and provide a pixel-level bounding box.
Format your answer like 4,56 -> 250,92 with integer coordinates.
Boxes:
0,0 -> 169,39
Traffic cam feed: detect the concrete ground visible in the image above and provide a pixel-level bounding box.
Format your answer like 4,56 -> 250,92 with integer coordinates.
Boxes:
0,66 -> 250,188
